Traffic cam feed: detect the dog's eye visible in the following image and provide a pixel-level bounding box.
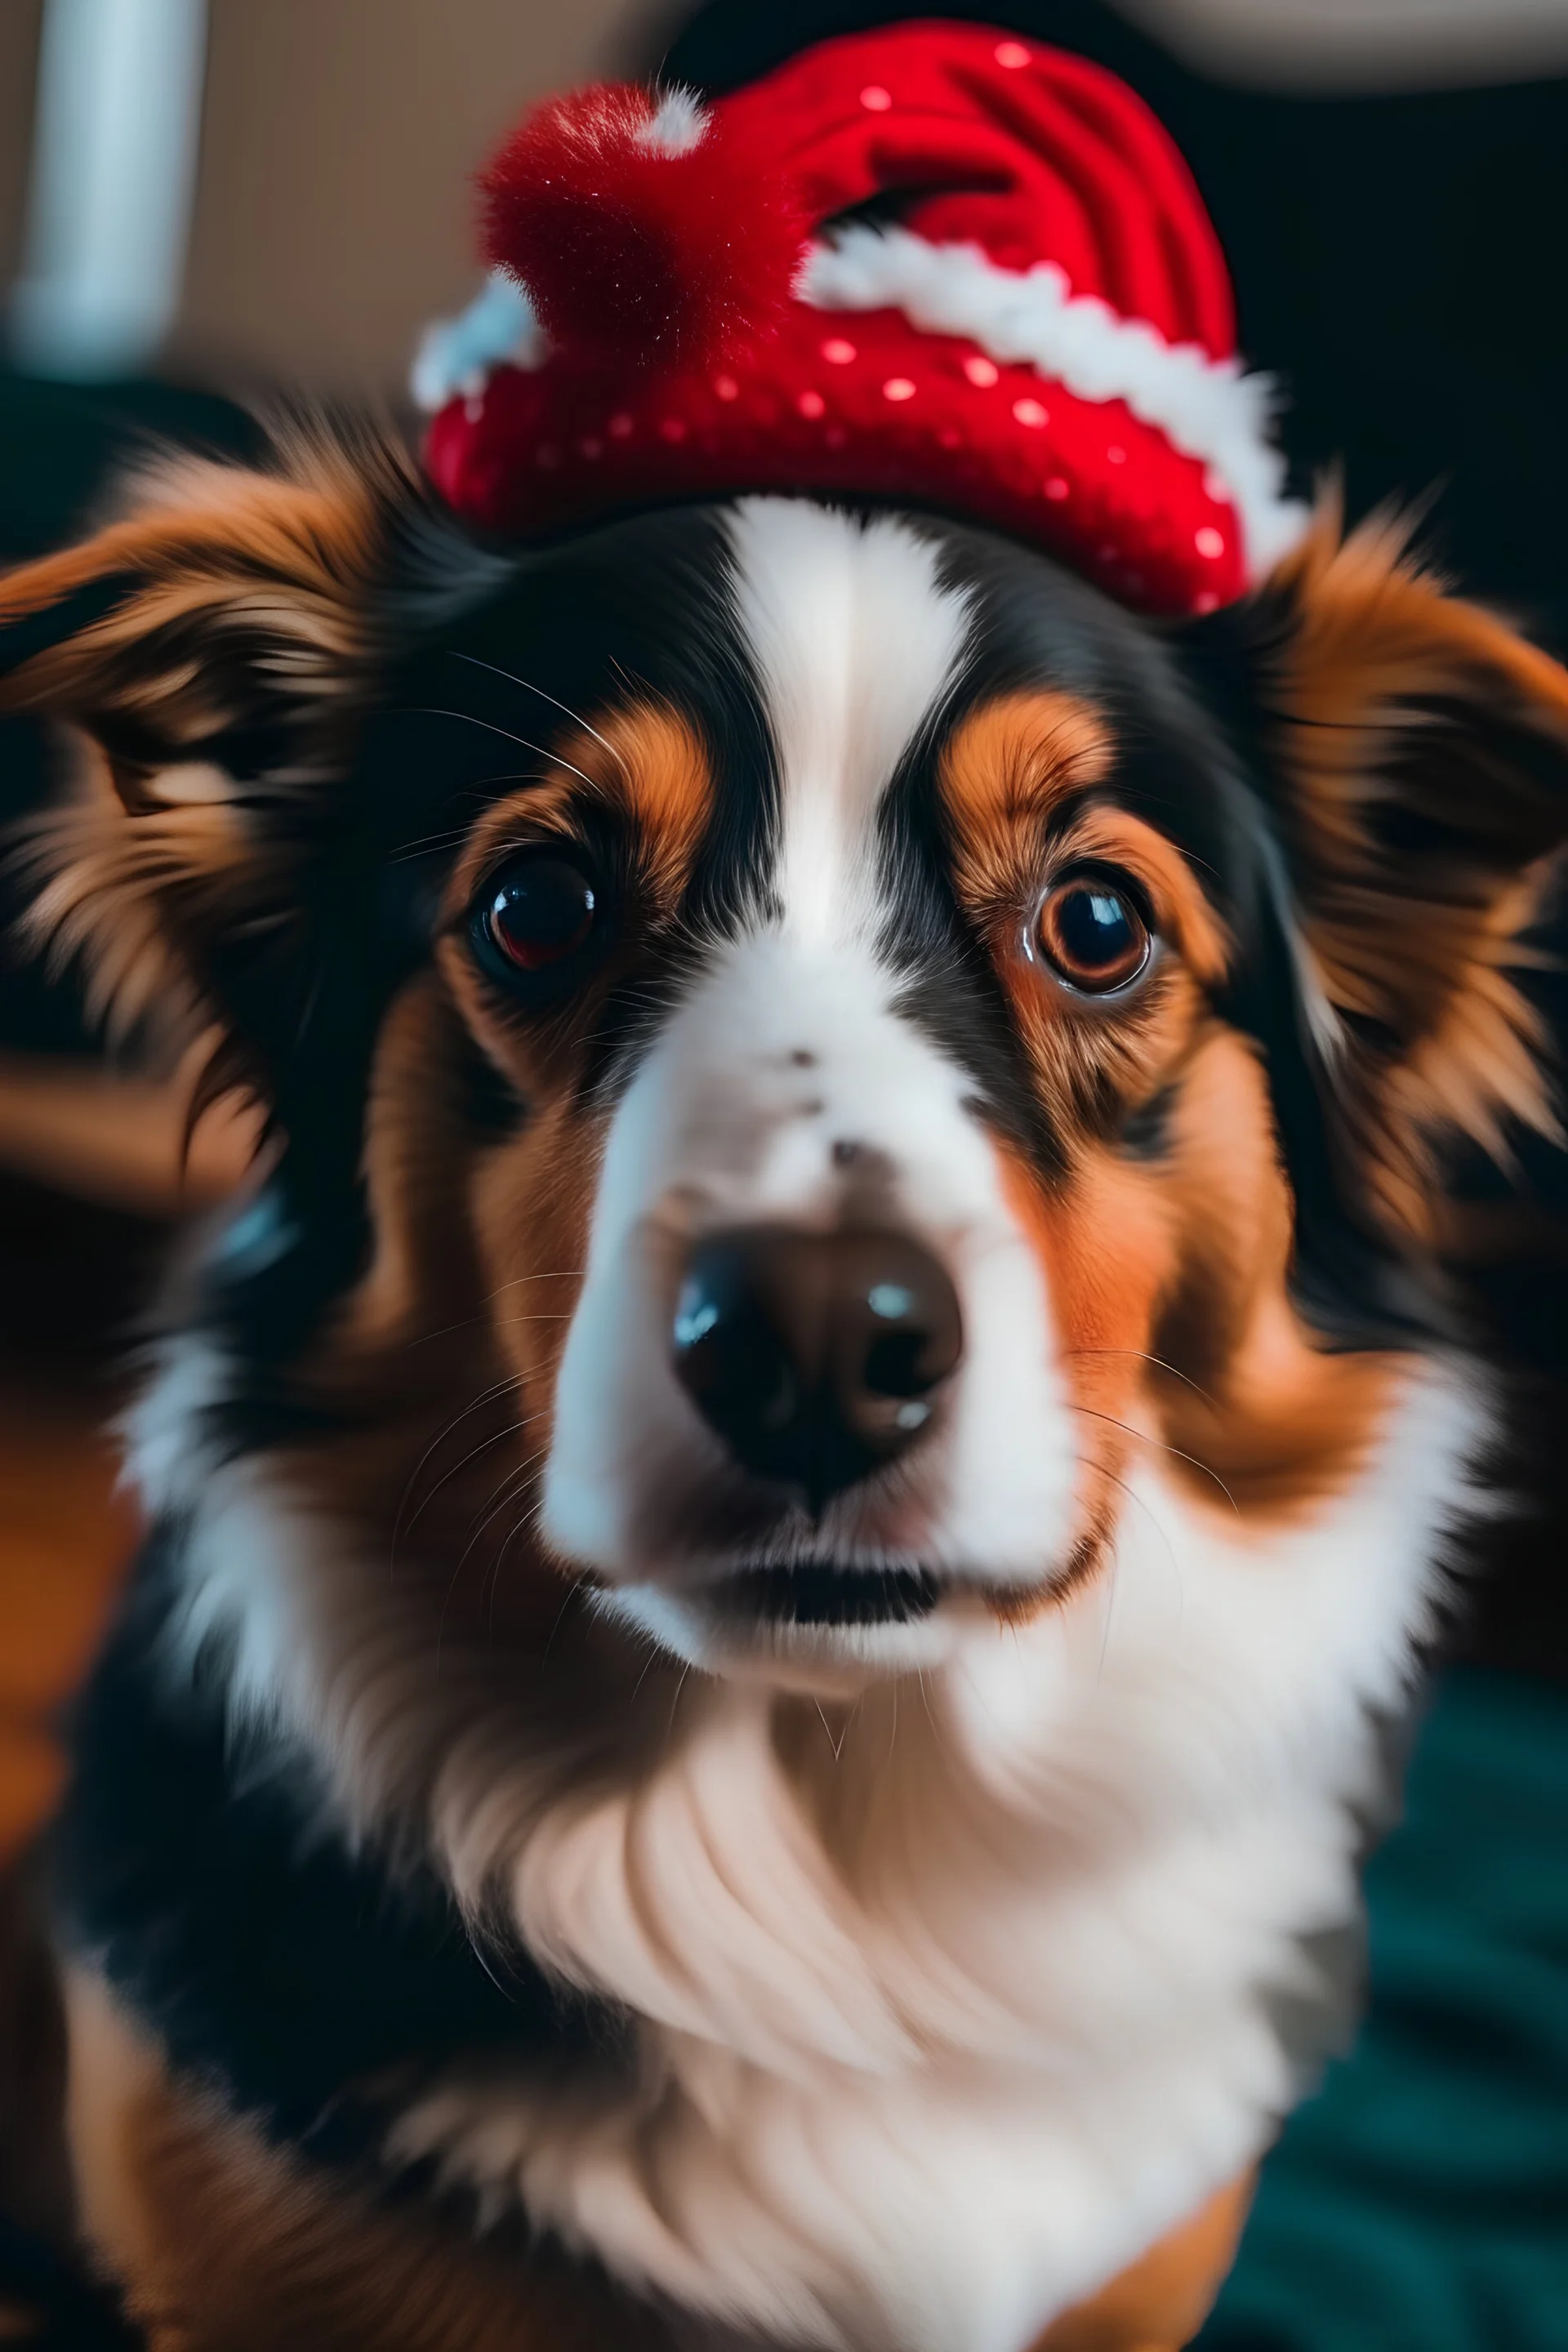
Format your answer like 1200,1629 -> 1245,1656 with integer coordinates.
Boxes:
475,850 -> 599,980
1035,872 -> 1152,994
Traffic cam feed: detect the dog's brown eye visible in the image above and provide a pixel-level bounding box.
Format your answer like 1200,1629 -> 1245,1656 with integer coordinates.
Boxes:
1035,874 -> 1151,994
479,851 -> 598,976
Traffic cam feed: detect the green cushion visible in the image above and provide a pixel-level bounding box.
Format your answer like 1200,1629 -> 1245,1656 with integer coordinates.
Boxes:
1198,1667 -> 1568,2352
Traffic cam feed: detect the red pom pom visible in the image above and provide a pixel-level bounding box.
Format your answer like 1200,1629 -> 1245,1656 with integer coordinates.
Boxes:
479,83 -> 807,373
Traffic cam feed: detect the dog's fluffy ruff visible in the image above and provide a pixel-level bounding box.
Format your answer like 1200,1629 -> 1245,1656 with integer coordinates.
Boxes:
127,1342 -> 1481,2352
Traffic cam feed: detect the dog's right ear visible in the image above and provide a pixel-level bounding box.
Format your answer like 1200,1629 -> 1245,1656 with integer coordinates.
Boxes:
0,427 -> 425,1076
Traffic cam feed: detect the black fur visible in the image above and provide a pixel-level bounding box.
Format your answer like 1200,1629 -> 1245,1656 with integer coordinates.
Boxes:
1118,1083 -> 1179,1161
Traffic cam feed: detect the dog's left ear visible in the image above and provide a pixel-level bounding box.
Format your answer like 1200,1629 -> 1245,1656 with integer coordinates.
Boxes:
1196,509 -> 1568,1241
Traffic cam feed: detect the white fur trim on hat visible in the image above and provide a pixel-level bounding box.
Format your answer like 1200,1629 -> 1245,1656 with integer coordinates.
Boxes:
412,233 -> 1307,582
412,272 -> 544,415
635,87 -> 710,156
801,227 -> 1307,577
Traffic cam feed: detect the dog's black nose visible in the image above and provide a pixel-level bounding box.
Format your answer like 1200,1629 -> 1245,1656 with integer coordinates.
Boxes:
670,1226 -> 962,1509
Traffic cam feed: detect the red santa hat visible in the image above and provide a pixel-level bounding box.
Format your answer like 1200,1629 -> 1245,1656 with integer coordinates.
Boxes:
414,20 -> 1305,616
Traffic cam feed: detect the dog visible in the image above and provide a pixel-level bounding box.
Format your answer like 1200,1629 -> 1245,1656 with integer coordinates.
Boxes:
2,416 -> 1566,2352
6,27 -> 1568,2352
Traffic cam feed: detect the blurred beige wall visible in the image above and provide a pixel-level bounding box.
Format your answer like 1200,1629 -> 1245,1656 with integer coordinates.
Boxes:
173,0 -> 646,394
7,0 -> 1568,395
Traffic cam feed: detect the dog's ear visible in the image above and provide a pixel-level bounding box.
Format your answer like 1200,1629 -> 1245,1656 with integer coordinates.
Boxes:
0,428 -> 423,1093
1202,508 -> 1568,1245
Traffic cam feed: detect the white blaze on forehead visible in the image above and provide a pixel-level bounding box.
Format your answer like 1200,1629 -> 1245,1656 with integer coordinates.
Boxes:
726,501 -> 972,943
543,501 -> 1071,1624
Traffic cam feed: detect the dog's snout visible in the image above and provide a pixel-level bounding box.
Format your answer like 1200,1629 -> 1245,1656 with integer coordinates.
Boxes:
670,1226 -> 963,1509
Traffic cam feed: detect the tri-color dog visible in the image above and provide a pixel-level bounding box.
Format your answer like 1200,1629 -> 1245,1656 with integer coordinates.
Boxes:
5,24 -> 1568,2352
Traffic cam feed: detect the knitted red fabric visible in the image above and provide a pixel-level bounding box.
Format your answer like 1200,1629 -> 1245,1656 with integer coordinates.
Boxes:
478,82 -> 806,368
421,21 -> 1301,615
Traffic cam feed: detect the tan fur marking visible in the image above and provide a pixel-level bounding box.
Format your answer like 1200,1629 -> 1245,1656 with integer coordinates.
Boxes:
941,689 -> 1115,893
941,693 -> 1227,989
996,1144 -> 1171,1586
996,1025 -> 1399,1555
341,973 -> 493,1349
443,701 -> 711,926
940,695 -> 1231,1166
597,700 -> 715,913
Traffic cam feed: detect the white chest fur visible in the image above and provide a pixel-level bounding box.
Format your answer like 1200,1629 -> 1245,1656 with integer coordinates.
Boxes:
321,1365 -> 1481,2352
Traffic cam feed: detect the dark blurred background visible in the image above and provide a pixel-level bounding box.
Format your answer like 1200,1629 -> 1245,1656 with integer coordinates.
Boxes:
0,6 -> 1565,2348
